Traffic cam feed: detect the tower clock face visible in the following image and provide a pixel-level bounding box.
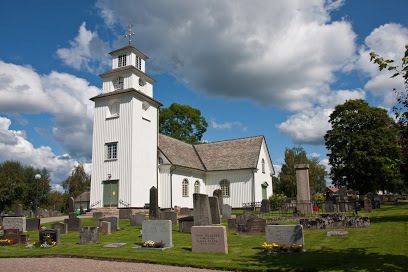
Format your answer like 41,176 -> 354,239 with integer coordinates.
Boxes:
113,77 -> 124,90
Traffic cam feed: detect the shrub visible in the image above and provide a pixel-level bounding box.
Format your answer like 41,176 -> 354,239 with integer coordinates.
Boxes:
269,194 -> 286,211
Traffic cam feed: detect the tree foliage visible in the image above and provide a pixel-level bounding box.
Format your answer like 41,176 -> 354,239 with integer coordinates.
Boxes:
370,44 -> 408,183
324,99 -> 404,194
159,103 -> 208,144
274,146 -> 327,197
62,163 -> 90,198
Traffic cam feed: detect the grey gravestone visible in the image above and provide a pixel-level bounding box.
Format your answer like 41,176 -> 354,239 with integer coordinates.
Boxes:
2,229 -> 28,244
23,210 -> 33,218
247,218 -> 266,235
149,186 -> 159,220
51,222 -> 68,234
160,211 -> 178,225
92,212 -> 104,221
180,207 -> 190,214
364,196 -> 373,213
191,226 -> 228,254
130,214 -> 145,226
178,216 -> 194,232
40,229 -> 60,245
222,204 -> 232,219
260,199 -> 270,213
64,212 -> 81,231
68,197 -> 75,213
3,217 -> 26,232
228,219 -> 236,231
295,164 -> 312,215
119,208 -> 139,219
26,218 -> 40,231
142,220 -> 173,247
79,227 -> 99,244
212,189 -> 223,215
95,221 -> 111,235
209,196 -> 221,224
103,243 -> 127,248
193,193 -> 212,226
15,204 -> 23,217
266,225 -> 305,247
324,201 -> 334,212
100,216 -> 119,231
366,192 -> 375,209
327,231 -> 349,237
236,213 -> 258,235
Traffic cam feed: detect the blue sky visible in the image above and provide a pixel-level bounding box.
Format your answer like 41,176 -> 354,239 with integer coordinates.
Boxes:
0,0 -> 407,191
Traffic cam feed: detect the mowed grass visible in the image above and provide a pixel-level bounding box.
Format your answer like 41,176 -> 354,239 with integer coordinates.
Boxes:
1,205 -> 407,271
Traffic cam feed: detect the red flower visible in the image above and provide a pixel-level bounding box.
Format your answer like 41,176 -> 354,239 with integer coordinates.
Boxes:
313,206 -> 320,211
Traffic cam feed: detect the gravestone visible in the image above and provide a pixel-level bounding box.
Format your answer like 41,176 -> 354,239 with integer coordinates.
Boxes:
130,214 -> 145,226
212,189 -> 223,215
99,216 -> 119,231
149,186 -> 159,220
23,210 -> 33,218
191,226 -> 228,254
142,220 -> 173,248
247,218 -> 266,235
103,243 -> 127,248
295,164 -> 313,215
51,222 -> 68,235
95,221 -> 111,235
49,210 -> 59,217
92,212 -> 104,221
160,211 -> 178,225
266,225 -> 305,247
68,197 -> 75,213
180,207 -> 190,214
228,219 -> 236,231
40,229 -> 60,245
366,192 -> 375,209
119,208 -> 139,219
178,216 -> 194,232
327,231 -> 349,237
79,227 -> 99,244
3,217 -> 26,232
260,199 -> 270,213
193,193 -> 212,226
2,229 -> 29,244
26,218 -> 40,231
222,204 -> 232,219
15,204 -> 23,217
64,212 -> 81,231
364,196 -> 373,213
209,196 -> 221,224
235,213 -> 259,235
324,201 -> 334,212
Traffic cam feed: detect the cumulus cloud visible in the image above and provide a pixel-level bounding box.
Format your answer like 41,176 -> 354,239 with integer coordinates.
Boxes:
0,61 -> 100,160
211,119 -> 248,132
56,22 -> 111,74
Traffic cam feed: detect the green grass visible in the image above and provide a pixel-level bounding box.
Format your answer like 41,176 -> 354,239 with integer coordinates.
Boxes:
1,205 -> 407,271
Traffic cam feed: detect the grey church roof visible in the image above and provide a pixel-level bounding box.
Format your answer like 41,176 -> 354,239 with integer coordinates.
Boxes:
158,134 -> 265,171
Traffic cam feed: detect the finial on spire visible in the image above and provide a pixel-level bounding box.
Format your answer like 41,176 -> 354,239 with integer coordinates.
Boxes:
125,24 -> 135,45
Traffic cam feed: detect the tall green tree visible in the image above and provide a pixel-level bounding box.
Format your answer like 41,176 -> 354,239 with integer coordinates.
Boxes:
276,146 -> 327,197
62,164 -> 90,198
159,103 -> 208,144
324,99 -> 404,194
0,160 -> 25,211
23,166 -> 51,210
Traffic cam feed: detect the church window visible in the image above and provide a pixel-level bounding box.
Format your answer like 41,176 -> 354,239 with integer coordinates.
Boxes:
262,159 -> 265,173
158,157 -> 163,164
220,180 -> 230,197
118,54 -> 126,67
194,180 -> 200,194
135,55 -> 141,70
182,179 -> 189,197
106,142 -> 117,160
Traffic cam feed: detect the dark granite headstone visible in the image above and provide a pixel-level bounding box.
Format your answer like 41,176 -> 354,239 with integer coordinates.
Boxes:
212,189 -> 223,215
99,216 -> 119,231
149,186 -> 159,220
64,212 -> 81,231
366,192 -> 375,208
68,197 -> 75,213
247,218 -> 266,235
260,199 -> 270,213
119,208 -> 139,219
40,229 -> 60,245
228,219 -> 236,230
51,222 -> 68,234
364,196 -> 373,213
193,193 -> 212,226
324,201 -> 334,212
160,211 -> 178,225
26,218 -> 41,231
178,216 -> 194,232
209,196 -> 221,224
15,204 -> 23,217
236,213 -> 259,235
2,229 -> 29,244
79,227 -> 99,244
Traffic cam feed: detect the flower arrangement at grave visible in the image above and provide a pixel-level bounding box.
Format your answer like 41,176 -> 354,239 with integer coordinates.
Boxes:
141,240 -> 164,248
26,233 -> 56,248
0,239 -> 17,246
261,242 -> 303,254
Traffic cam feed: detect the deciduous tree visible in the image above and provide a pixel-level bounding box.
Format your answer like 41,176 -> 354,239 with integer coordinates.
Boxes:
62,164 -> 90,198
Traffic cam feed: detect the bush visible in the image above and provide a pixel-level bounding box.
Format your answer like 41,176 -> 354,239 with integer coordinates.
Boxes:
269,194 -> 286,211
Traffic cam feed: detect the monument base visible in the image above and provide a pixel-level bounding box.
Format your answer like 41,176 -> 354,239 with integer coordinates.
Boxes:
131,244 -> 174,251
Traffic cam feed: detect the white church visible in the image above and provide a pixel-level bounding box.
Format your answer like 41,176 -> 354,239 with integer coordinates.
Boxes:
89,43 -> 274,209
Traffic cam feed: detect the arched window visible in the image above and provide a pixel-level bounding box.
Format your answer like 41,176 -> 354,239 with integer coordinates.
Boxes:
262,159 -> 265,173
220,180 -> 230,197
182,179 -> 189,197
194,180 -> 200,194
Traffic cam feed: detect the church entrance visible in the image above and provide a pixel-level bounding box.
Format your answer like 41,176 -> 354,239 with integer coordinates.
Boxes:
103,180 -> 118,207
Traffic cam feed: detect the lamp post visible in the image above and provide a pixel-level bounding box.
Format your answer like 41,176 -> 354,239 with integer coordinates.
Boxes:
34,174 -> 41,219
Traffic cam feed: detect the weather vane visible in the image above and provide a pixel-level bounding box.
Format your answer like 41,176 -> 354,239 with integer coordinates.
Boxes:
125,24 -> 135,45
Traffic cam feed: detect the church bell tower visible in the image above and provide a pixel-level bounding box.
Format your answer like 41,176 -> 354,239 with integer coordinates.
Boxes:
89,26 -> 162,209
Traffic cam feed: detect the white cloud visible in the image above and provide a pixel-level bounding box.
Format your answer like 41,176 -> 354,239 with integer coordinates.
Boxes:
56,22 -> 111,74
0,61 -> 100,160
273,164 -> 282,176
310,153 -> 321,158
211,119 -> 248,132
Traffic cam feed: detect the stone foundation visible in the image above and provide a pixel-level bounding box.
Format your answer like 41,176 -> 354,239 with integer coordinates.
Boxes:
300,213 -> 370,230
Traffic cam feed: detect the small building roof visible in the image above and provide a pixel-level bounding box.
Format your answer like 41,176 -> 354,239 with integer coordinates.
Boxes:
74,191 -> 90,202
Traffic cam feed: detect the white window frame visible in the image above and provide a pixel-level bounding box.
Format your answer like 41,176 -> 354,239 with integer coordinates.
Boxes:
118,54 -> 126,67
194,180 -> 200,194
105,142 -> 118,160
220,179 -> 230,197
135,55 -> 141,70
262,158 -> 265,174
182,179 -> 189,197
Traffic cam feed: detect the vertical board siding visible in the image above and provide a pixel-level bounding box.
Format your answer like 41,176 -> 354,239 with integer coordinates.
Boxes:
171,169 -> 204,208
158,166 -> 171,208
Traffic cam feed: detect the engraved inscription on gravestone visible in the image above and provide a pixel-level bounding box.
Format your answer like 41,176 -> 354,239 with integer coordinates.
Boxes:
266,225 -> 305,247
191,226 -> 228,254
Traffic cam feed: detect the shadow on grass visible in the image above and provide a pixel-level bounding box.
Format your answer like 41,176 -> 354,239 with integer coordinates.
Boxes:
241,247 -> 407,272
180,247 -> 192,252
370,214 -> 408,223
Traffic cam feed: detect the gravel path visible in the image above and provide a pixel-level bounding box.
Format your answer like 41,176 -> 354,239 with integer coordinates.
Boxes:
1,257 -> 226,272
40,214 -> 92,224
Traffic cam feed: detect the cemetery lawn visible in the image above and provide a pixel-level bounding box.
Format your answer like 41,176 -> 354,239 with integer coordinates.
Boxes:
1,205 -> 407,272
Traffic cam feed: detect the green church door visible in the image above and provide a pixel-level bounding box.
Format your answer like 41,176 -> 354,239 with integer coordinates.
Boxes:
103,180 -> 118,207
262,182 -> 268,200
